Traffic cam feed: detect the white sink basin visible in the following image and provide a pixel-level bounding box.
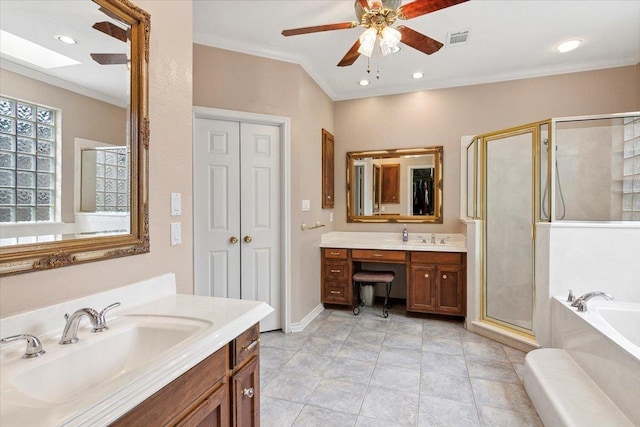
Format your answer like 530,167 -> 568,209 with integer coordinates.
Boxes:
3,315 -> 211,405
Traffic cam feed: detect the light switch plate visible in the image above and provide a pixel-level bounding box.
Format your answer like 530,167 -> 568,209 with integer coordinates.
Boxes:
171,193 -> 182,216
301,199 -> 311,212
170,222 -> 181,245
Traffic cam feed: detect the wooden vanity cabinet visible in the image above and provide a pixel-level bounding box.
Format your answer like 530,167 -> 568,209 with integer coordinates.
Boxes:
408,252 -> 465,316
321,248 -> 352,306
111,323 -> 261,427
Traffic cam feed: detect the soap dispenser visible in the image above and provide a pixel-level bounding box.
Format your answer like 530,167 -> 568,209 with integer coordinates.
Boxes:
402,225 -> 408,242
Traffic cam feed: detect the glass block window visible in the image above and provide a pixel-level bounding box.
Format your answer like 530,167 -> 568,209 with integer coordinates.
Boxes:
622,116 -> 640,221
0,96 -> 57,223
94,147 -> 129,212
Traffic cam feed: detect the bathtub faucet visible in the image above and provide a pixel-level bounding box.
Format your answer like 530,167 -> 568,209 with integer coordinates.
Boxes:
570,291 -> 613,312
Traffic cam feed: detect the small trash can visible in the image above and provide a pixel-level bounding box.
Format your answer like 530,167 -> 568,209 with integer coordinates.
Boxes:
360,283 -> 375,307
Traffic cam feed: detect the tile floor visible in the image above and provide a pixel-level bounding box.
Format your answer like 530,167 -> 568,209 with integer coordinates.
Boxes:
259,304 -> 542,427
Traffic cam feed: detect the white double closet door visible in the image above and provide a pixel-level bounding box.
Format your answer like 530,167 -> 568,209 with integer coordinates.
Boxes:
194,117 -> 280,331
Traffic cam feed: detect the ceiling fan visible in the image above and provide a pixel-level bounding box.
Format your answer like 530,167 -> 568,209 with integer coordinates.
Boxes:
90,7 -> 130,66
282,0 -> 468,67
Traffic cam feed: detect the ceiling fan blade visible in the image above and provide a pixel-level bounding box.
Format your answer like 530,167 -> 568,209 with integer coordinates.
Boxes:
282,22 -> 358,36
90,53 -> 129,65
397,26 -> 443,55
337,39 -> 362,67
397,0 -> 468,20
93,21 -> 129,42
98,6 -> 128,24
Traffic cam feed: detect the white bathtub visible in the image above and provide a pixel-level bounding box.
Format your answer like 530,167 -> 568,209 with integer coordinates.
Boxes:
551,297 -> 640,425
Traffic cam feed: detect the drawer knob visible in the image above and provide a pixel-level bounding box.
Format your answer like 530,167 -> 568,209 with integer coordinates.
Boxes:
330,290 -> 341,294
424,273 -> 429,278
443,274 -> 447,279
373,253 -> 383,257
330,269 -> 341,273
241,338 -> 260,353
330,252 -> 340,256
243,387 -> 255,398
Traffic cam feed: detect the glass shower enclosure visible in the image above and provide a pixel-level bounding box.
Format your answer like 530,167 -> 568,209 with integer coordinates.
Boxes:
467,112 -> 640,338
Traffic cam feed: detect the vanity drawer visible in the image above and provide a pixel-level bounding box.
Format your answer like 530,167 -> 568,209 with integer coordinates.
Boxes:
322,282 -> 351,304
233,323 -> 260,369
411,251 -> 462,265
323,248 -> 348,259
351,249 -> 406,262
323,261 -> 350,281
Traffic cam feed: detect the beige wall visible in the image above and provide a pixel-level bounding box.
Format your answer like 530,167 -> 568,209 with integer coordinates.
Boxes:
0,70 -> 126,222
193,44 -> 335,323
1,1 -> 194,318
334,65 -> 640,234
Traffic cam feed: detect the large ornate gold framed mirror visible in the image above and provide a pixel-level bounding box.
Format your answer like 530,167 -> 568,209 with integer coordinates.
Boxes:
347,146 -> 443,223
0,0 -> 150,275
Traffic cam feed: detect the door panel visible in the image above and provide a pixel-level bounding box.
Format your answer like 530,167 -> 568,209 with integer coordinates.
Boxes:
195,119 -> 241,298
241,122 -> 280,331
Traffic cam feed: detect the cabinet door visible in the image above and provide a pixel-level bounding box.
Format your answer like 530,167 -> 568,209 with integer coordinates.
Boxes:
232,356 -> 260,427
322,129 -> 335,208
176,383 -> 230,427
436,266 -> 463,315
408,265 -> 436,311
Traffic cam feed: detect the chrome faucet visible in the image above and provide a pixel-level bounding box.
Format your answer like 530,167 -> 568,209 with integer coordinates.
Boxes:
59,302 -> 120,344
431,233 -> 436,244
570,291 -> 613,312
1,334 -> 46,358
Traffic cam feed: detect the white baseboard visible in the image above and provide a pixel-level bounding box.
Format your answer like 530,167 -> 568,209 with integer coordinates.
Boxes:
289,303 -> 324,333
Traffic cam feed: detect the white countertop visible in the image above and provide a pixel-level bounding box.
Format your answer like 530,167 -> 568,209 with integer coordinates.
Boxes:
320,231 -> 467,252
0,274 -> 273,426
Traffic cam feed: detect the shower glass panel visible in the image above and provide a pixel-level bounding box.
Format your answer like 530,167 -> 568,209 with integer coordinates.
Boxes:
466,138 -> 477,218
483,128 -> 536,333
553,115 -> 640,221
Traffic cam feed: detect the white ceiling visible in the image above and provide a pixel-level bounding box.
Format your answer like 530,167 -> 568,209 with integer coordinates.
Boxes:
193,0 -> 640,101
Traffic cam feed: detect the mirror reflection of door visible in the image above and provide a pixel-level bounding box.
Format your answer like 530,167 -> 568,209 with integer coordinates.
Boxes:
409,167 -> 434,216
373,164 -> 381,213
354,164 -> 365,216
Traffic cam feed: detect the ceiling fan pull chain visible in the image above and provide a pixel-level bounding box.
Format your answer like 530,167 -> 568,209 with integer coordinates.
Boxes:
367,56 -> 371,74
376,61 -> 380,80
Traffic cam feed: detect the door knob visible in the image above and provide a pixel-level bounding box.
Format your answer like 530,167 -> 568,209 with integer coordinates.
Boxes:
229,236 -> 238,244
244,235 -> 252,243
243,387 -> 255,398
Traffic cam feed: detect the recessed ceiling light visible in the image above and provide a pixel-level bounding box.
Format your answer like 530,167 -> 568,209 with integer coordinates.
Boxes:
55,35 -> 77,45
556,39 -> 581,53
412,72 -> 424,79
359,79 -> 370,86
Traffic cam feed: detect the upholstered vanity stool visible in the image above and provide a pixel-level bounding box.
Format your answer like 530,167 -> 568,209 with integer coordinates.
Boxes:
352,270 -> 395,318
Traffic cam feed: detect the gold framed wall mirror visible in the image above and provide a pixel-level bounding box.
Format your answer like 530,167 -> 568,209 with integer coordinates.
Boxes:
0,0 -> 150,275
347,146 -> 443,223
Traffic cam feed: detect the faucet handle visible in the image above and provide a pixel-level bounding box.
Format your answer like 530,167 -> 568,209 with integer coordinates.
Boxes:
1,334 -> 46,359
440,236 -> 450,245
575,300 -> 588,312
93,302 -> 121,332
567,289 -> 575,303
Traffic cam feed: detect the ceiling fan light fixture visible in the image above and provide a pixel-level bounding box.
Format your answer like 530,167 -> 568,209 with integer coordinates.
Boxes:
357,27 -> 377,57
379,26 -> 401,56
556,39 -> 581,53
